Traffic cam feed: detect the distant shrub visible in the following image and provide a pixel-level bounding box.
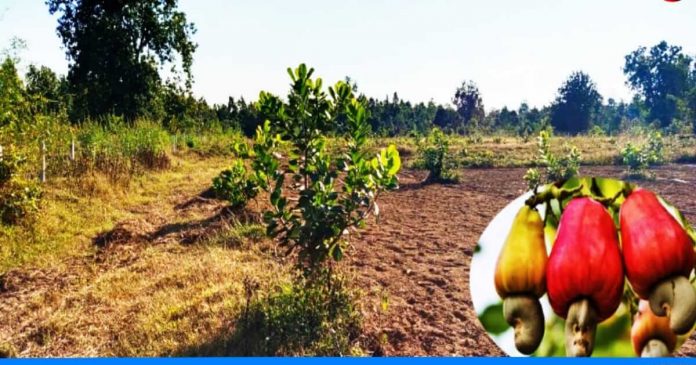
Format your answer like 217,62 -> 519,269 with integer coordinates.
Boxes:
461,150 -> 495,168
416,128 -> 459,183
588,125 -> 606,137
186,136 -> 196,148
665,119 -> 693,136
0,146 -> 41,225
524,130 -> 581,190
212,159 -> 258,208
75,119 -> 171,181
620,130 -> 664,179
466,134 -> 483,144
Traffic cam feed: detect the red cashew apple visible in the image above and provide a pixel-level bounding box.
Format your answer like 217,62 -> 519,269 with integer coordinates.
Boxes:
546,197 -> 624,357
620,188 -> 696,335
631,300 -> 677,357
494,205 -> 548,354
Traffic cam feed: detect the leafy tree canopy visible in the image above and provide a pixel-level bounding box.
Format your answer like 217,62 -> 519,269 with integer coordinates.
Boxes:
25,64 -> 69,114
550,71 -> 602,134
624,41 -> 693,127
46,0 -> 197,121
0,58 -> 28,127
452,80 -> 485,128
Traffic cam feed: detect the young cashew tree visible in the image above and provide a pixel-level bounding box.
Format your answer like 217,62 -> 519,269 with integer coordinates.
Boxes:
243,64 -> 400,281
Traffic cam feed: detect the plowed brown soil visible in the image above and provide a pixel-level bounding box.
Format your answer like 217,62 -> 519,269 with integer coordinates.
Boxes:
352,165 -> 696,356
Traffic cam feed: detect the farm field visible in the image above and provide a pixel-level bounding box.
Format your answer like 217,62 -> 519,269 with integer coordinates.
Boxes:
384,134 -> 696,168
3,1 -> 696,358
1,147 -> 695,356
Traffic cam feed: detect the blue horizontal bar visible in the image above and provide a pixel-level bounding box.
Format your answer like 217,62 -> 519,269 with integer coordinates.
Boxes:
1,358 -> 696,364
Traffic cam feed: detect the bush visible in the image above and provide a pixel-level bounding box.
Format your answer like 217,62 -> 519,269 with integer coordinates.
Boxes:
589,125 -> 606,137
524,130 -> 581,190
416,128 -> 459,183
620,130 -> 664,178
232,276 -> 361,355
212,159 -> 257,208
246,64 -> 401,280
0,146 -> 41,225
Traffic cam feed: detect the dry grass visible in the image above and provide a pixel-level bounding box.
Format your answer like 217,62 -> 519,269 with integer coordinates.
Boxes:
0,151 -> 357,357
0,240 -> 289,357
0,154 -> 232,272
375,134 -> 696,168
0,151 -> 295,357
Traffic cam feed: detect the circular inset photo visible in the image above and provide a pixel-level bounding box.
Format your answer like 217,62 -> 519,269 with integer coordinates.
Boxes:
471,177 -> 696,357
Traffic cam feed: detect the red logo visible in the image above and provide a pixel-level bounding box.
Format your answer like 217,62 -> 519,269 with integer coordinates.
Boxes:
664,0 -> 680,2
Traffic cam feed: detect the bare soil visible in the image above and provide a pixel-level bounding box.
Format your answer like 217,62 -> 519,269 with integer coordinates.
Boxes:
352,165 -> 696,356
2,164 -> 696,357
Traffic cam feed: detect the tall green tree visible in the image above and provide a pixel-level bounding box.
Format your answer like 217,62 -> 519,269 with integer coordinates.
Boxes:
550,71 -> 602,134
46,0 -> 197,121
452,80 -> 485,130
623,41 -> 693,128
432,105 -> 461,132
595,98 -> 628,134
25,65 -> 69,115
0,58 -> 28,127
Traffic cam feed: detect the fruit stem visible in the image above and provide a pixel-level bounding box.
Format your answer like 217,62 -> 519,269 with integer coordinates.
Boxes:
525,185 -> 582,208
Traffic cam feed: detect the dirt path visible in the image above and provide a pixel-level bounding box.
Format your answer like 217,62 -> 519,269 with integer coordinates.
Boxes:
353,165 -> 696,356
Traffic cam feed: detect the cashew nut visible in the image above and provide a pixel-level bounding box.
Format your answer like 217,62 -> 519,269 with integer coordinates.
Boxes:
503,295 -> 545,355
565,299 -> 598,357
649,275 -> 696,335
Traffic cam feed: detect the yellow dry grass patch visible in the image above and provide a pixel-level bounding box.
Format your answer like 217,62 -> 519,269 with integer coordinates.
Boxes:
0,154 -> 232,272
1,243 -> 288,357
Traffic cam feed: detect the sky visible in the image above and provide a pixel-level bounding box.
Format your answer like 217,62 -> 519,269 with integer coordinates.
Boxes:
1,0 -> 695,111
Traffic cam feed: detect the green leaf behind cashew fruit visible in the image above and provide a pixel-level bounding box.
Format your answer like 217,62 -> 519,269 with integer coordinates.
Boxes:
478,301 -> 508,335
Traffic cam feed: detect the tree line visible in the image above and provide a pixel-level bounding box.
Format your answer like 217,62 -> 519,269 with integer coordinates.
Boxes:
2,0 -> 696,137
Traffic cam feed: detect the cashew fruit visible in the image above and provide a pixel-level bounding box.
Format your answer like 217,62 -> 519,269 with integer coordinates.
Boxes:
631,300 -> 676,357
494,205 -> 548,354
546,197 -> 624,356
620,188 -> 696,334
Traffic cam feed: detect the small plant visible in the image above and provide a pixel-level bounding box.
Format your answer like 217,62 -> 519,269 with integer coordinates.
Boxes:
644,130 -> 664,165
0,145 -> 41,225
524,130 -> 581,190
416,128 -> 459,183
620,130 -> 664,179
467,133 -> 483,144
232,276 -> 362,355
589,125 -> 606,137
246,64 -> 401,281
621,143 -> 647,173
185,136 -> 196,148
212,159 -> 258,208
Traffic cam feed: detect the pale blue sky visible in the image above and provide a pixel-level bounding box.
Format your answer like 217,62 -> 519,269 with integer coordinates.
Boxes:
1,0 -> 695,110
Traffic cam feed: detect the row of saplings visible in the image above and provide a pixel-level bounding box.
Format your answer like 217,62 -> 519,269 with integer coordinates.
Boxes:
495,181 -> 696,357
